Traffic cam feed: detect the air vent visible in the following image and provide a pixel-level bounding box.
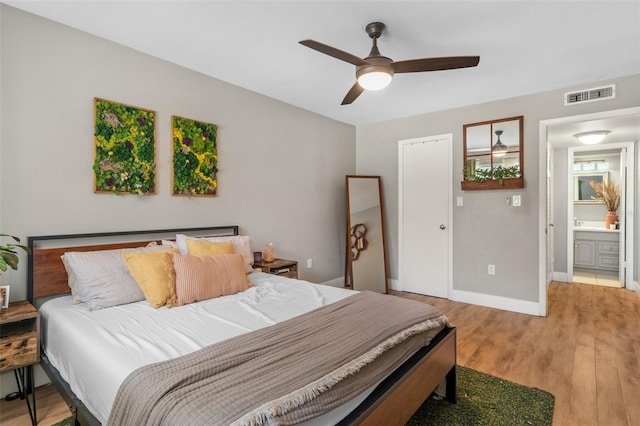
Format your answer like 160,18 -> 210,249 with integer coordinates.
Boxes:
565,84 -> 615,106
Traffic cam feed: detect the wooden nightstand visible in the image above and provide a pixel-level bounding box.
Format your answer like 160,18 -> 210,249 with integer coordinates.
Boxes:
0,300 -> 40,426
254,258 -> 298,279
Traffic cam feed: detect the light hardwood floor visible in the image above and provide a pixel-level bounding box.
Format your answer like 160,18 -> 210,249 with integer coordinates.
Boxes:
1,281 -> 638,426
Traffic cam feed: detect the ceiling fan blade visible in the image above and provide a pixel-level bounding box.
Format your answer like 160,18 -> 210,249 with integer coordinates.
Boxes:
341,82 -> 365,105
393,56 -> 480,73
299,39 -> 369,67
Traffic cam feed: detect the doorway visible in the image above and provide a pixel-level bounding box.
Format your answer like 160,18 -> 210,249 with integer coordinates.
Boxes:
568,145 -> 631,288
398,134 -> 452,297
539,107 -> 639,316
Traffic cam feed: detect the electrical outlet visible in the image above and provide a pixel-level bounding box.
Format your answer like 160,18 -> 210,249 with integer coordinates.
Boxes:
512,195 -> 522,207
457,197 -> 464,207
307,258 -> 313,269
488,264 -> 496,275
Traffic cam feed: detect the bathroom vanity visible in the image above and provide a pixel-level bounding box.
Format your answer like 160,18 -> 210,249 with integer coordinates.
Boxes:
574,228 -> 620,271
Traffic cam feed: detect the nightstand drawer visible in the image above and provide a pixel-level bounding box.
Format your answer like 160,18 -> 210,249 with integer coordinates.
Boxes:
0,300 -> 40,373
0,333 -> 39,372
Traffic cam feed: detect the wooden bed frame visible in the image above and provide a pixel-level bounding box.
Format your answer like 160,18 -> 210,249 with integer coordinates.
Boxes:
27,226 -> 456,425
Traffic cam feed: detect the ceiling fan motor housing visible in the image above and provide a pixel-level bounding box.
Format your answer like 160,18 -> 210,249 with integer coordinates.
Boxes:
356,56 -> 394,81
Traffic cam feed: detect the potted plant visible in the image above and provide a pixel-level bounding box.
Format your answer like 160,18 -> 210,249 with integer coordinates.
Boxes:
589,181 -> 621,229
0,234 -> 30,309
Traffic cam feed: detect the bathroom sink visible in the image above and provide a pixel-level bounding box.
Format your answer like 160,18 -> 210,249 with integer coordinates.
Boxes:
575,220 -> 606,230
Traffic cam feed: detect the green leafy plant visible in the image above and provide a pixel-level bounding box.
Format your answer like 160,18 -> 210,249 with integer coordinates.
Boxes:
172,116 -> 218,196
93,98 -> 156,195
0,234 -> 30,274
463,165 -> 521,184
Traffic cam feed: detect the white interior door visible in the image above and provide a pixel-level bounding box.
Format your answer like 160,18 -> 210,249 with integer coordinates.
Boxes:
619,147 -> 627,286
398,135 -> 452,297
546,144 -> 554,284
619,144 -> 635,289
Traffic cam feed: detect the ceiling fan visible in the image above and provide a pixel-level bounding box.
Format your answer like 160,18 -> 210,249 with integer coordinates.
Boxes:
299,22 -> 480,105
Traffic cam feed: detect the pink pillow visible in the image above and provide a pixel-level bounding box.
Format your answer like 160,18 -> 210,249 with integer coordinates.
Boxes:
167,253 -> 250,307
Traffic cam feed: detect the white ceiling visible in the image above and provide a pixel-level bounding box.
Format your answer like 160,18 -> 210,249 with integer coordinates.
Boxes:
547,113 -> 640,149
5,1 -> 640,127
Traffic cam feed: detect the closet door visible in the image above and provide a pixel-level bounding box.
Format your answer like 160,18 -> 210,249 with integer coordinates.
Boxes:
398,135 -> 452,297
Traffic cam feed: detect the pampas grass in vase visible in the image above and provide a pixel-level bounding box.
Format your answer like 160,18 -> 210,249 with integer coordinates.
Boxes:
589,180 -> 621,229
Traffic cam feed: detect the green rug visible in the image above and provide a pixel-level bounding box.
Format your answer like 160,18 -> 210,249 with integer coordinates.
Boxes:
53,366 -> 554,426
408,366 -> 554,425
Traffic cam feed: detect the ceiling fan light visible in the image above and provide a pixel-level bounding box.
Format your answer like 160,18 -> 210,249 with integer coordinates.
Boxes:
492,130 -> 508,157
574,130 -> 610,145
357,71 -> 392,91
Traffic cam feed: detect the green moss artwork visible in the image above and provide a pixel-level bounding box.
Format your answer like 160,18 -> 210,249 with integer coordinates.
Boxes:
172,116 -> 218,196
93,98 -> 156,195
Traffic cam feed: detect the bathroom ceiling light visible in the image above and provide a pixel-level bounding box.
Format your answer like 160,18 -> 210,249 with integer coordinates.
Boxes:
574,130 -> 610,145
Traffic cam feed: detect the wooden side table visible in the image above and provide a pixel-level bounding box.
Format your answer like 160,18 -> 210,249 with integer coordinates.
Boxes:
253,258 -> 298,279
0,300 -> 40,426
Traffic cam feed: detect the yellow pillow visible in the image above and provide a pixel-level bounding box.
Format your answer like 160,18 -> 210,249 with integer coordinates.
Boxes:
185,239 -> 233,257
123,249 -> 178,308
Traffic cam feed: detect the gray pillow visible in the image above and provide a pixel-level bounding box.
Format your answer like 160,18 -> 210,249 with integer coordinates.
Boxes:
62,245 -> 166,311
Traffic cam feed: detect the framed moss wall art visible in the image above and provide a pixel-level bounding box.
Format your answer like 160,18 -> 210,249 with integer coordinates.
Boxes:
172,115 -> 218,196
93,98 -> 156,195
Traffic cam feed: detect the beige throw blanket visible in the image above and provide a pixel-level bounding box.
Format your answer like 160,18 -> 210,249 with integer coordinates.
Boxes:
107,291 -> 451,426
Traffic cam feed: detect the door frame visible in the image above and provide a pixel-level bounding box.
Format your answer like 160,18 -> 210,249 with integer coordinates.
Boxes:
566,142 -> 634,287
538,106 -> 639,316
397,133 -> 453,297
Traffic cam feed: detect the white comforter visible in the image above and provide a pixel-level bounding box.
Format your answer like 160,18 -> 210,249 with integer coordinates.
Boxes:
40,273 -> 357,424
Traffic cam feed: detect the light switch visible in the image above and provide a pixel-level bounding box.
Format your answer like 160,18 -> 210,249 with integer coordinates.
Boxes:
457,197 -> 464,207
512,195 -> 522,207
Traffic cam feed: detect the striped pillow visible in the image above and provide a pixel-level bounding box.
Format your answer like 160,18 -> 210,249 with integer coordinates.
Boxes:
166,253 -> 250,308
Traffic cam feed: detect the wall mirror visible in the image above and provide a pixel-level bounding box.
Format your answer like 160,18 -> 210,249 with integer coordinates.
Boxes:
345,175 -> 388,293
462,115 -> 524,190
574,171 -> 608,203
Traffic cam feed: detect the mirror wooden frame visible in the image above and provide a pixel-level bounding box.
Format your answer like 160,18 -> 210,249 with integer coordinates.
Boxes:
344,175 -> 389,293
461,115 -> 524,190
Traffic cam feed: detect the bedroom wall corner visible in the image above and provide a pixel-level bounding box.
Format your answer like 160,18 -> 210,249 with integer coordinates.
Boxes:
1,3 -> 357,394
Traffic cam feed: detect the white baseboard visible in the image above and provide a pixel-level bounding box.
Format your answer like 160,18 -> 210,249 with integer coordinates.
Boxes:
321,277 -> 345,287
388,278 -> 400,291
450,289 -> 541,316
553,272 -> 569,283
320,277 -> 401,291
320,277 -> 542,316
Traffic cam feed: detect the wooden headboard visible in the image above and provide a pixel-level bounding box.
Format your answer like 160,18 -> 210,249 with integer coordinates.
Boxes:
27,226 -> 239,303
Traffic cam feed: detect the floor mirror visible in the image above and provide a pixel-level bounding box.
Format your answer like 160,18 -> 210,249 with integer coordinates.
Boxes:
345,175 -> 388,293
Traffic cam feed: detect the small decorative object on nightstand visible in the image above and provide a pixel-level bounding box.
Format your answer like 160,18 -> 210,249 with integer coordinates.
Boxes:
262,243 -> 275,262
254,258 -> 298,279
0,300 -> 40,426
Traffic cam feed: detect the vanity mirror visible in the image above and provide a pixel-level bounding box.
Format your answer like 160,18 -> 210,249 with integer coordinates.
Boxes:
344,175 -> 388,293
574,171 -> 608,203
462,115 -> 524,190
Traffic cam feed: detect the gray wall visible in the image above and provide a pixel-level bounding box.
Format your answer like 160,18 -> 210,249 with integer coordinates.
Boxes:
0,5 -> 356,302
357,74 -> 640,303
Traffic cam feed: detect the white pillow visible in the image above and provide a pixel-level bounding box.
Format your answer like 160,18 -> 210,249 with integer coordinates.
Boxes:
175,234 -> 254,273
62,245 -> 167,310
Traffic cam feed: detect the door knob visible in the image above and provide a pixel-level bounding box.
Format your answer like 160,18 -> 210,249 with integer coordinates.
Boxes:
440,224 -> 446,230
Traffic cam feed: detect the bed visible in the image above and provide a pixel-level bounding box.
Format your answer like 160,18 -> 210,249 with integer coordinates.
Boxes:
27,226 -> 456,425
